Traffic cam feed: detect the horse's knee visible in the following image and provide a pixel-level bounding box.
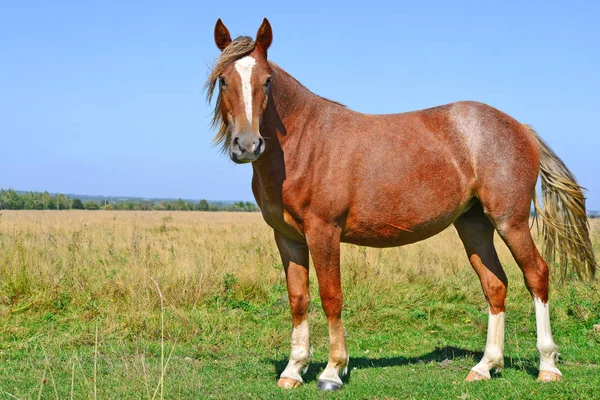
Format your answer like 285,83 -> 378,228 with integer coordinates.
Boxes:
320,292 -> 343,318
289,293 -> 310,316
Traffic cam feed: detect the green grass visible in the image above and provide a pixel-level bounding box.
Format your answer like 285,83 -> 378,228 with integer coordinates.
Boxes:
2,278 -> 599,399
0,211 -> 598,399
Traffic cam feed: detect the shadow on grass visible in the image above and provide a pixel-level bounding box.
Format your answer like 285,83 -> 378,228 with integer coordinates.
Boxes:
268,346 -> 539,384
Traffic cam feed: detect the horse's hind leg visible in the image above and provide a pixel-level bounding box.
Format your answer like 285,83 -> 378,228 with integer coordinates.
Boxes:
494,217 -> 562,382
454,204 -> 508,381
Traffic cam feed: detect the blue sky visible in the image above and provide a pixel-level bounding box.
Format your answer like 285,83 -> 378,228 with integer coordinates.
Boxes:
1,1 -> 599,208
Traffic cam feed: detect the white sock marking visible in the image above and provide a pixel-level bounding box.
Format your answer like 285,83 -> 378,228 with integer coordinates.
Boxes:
280,320 -> 310,382
234,56 -> 256,126
318,324 -> 348,385
472,310 -> 505,377
534,297 -> 562,375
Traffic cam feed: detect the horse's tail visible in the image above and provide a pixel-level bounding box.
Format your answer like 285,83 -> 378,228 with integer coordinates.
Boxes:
525,125 -> 596,281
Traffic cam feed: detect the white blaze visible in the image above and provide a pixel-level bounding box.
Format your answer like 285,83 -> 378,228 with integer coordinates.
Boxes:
534,297 -> 562,375
471,310 -> 505,378
234,56 -> 256,125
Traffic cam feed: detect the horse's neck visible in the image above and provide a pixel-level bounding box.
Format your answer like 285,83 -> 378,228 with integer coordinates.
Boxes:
251,64 -> 322,200
265,63 -> 321,139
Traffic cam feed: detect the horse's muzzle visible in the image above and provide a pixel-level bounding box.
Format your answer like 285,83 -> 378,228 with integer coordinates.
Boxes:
230,134 -> 264,163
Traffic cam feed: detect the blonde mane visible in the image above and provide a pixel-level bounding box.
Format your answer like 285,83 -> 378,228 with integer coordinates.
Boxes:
204,36 -> 256,150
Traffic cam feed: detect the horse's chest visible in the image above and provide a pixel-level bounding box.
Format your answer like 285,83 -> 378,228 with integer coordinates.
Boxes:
252,171 -> 308,241
252,176 -> 304,241
260,202 -> 305,242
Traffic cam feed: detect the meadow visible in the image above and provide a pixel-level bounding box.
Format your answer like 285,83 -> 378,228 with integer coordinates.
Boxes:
0,210 -> 598,399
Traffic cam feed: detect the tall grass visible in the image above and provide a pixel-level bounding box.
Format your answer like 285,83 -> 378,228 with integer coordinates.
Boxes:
0,211 -> 598,341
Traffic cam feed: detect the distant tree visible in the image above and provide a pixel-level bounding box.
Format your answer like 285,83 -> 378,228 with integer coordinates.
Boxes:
41,191 -> 53,209
171,198 -> 187,211
198,199 -> 209,211
47,195 -> 57,210
0,188 -> 260,212
153,201 -> 168,211
22,193 -> 35,209
5,189 -> 24,209
0,190 -> 9,209
72,198 -> 85,209
55,194 -> 71,210
84,201 -> 100,210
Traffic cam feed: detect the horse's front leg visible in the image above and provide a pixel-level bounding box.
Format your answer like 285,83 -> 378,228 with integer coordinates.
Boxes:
305,222 -> 348,391
275,231 -> 311,389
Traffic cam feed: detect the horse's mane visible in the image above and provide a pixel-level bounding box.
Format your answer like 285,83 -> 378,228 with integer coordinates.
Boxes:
205,36 -> 346,151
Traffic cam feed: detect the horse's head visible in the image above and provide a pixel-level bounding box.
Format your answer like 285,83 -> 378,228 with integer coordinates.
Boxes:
207,18 -> 273,164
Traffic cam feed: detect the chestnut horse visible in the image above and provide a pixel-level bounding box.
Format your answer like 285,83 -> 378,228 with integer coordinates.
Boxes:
205,18 -> 596,391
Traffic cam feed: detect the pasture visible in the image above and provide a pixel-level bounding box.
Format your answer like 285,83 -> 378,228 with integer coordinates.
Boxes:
0,211 -> 598,399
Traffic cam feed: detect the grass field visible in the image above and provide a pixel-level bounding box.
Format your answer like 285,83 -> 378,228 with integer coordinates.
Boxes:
0,211 -> 598,399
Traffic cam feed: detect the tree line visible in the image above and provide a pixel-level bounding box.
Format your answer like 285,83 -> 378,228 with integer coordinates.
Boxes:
0,189 -> 259,212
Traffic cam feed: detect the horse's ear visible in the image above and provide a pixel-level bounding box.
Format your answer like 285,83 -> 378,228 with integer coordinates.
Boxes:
214,19 -> 232,51
255,18 -> 272,56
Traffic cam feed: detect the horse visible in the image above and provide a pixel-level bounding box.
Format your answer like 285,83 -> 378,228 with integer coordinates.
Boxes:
205,18 -> 596,391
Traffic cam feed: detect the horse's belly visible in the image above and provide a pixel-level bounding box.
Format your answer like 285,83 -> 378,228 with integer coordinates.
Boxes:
342,217 -> 452,247
341,197 -> 473,248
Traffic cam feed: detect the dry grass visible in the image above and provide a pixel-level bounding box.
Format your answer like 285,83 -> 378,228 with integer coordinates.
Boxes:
0,211 -> 280,337
0,211 -> 598,331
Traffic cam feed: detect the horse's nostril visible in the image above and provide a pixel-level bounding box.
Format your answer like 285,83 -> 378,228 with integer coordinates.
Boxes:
233,136 -> 245,153
257,138 -> 264,153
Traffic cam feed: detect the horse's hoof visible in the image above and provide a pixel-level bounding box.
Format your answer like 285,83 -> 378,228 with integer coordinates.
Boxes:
277,377 -> 302,389
465,370 -> 490,382
537,370 -> 562,382
317,380 -> 342,391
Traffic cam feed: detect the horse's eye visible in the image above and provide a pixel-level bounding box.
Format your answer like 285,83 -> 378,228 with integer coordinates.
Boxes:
264,77 -> 272,88
219,77 -> 226,88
